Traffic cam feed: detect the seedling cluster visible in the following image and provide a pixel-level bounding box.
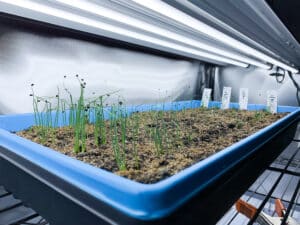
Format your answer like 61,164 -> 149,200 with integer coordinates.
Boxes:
29,76 -> 209,171
29,77 -> 276,173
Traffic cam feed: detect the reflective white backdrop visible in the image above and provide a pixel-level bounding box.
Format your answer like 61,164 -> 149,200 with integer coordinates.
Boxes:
0,25 -> 200,114
214,66 -> 300,106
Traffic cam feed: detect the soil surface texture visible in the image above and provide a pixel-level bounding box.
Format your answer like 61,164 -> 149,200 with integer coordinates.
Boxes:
17,108 -> 286,183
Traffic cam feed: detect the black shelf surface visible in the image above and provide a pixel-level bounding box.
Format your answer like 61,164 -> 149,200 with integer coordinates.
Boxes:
0,186 -> 48,225
218,126 -> 300,225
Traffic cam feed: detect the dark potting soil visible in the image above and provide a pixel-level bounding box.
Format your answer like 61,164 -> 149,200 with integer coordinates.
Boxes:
17,108 -> 286,183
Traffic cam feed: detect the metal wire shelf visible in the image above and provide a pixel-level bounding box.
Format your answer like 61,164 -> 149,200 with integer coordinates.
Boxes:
218,137 -> 300,225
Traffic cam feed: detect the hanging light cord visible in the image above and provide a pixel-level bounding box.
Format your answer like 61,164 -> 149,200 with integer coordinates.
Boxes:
269,66 -> 285,83
287,71 -> 300,106
269,67 -> 300,105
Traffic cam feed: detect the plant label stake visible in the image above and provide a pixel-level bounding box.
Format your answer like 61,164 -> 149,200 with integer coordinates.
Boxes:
201,88 -> 212,108
239,88 -> 249,110
236,198 -> 300,225
267,90 -> 278,114
221,87 -> 231,109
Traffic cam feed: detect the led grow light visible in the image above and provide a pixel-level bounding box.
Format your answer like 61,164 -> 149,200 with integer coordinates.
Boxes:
172,0 -> 279,58
54,0 -> 270,70
125,0 -> 299,73
0,0 -> 248,67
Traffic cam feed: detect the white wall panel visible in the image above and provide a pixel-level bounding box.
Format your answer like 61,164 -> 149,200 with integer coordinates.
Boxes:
0,25 -> 200,114
215,66 -> 300,106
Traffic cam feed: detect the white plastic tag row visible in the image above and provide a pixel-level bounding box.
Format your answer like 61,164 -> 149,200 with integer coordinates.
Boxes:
204,87 -> 277,113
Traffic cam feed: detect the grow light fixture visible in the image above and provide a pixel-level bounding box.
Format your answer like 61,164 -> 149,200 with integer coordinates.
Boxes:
54,0 -> 270,70
172,0 -> 279,58
0,0 -> 248,67
125,0 -> 299,73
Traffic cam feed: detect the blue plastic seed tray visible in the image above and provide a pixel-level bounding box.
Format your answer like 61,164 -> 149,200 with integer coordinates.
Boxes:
0,100 -> 299,222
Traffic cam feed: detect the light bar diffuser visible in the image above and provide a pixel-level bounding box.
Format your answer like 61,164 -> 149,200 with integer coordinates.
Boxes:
0,0 -> 249,67
54,0 -> 271,70
128,0 -> 299,73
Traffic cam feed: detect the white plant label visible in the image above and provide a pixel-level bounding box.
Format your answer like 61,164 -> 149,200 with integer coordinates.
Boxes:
267,90 -> 278,113
201,88 -> 212,108
239,88 -> 249,110
221,87 -> 231,109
